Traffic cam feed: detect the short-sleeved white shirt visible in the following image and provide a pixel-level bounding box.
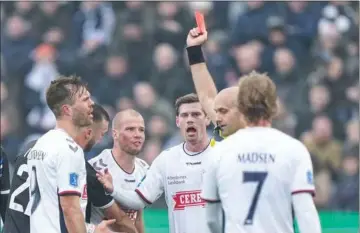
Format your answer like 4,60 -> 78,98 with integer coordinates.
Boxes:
87,149 -> 149,224
27,129 -> 87,233
136,142 -> 213,233
201,127 -> 315,233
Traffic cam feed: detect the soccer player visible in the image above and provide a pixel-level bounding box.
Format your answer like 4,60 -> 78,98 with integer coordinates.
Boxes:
0,145 -> 10,221
186,28 -> 245,145
25,76 -> 93,233
86,109 -> 148,233
3,103 -> 133,233
97,94 -> 215,233
201,71 -> 322,233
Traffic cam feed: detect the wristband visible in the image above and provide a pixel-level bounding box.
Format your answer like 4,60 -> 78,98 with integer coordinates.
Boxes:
186,45 -> 205,65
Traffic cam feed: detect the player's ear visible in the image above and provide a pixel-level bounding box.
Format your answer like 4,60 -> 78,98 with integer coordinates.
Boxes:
61,104 -> 72,116
175,116 -> 180,128
112,129 -> 118,139
86,128 -> 93,139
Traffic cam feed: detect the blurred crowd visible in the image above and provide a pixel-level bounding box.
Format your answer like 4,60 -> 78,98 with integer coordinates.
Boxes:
0,1 -> 359,212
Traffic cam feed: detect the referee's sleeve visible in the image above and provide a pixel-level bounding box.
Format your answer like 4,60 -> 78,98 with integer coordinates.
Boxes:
86,163 -> 114,209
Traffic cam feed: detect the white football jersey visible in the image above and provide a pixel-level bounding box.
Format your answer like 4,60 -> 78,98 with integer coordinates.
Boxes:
26,129 -> 87,233
87,149 -> 149,225
136,142 -> 213,233
201,127 -> 315,233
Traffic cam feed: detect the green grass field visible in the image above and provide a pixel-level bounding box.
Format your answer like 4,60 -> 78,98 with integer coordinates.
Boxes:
143,209 -> 359,233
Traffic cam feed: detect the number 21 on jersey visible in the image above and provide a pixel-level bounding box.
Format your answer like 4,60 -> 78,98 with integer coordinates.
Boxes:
9,163 -> 41,215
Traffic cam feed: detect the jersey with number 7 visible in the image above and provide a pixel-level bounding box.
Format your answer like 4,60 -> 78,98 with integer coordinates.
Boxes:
201,127 -> 315,233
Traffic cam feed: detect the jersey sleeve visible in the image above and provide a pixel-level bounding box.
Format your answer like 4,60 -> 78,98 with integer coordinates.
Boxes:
291,143 -> 315,196
56,143 -> 85,196
135,153 -> 165,204
86,162 -> 114,209
201,151 -> 220,202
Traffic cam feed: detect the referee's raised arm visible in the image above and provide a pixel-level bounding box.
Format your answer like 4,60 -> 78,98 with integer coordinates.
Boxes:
186,28 -> 218,126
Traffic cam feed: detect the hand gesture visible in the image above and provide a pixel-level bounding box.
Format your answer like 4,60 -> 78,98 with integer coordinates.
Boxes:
94,219 -> 116,233
96,168 -> 114,194
186,27 -> 208,47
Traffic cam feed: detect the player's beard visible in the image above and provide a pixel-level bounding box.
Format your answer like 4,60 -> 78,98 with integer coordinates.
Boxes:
72,108 -> 92,127
121,143 -> 142,156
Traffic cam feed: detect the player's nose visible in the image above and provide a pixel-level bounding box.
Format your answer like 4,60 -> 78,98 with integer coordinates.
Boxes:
89,98 -> 95,107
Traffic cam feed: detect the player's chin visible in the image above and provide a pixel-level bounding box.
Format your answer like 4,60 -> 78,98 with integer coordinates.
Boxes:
185,134 -> 198,142
130,145 -> 143,154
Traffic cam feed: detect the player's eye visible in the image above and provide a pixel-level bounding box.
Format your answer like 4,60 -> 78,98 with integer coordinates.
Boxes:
192,112 -> 201,117
220,109 -> 228,114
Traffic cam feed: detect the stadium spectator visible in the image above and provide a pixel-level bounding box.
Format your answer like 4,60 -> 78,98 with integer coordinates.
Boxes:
303,115 -> 343,180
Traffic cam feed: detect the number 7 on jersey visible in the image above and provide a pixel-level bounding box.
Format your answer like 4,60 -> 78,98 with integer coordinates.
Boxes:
243,171 -> 268,225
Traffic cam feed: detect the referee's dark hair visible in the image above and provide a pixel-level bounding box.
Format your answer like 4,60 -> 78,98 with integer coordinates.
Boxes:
92,104 -> 110,123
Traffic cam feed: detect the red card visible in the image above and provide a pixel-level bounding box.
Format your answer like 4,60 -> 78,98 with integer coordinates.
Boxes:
195,11 -> 206,34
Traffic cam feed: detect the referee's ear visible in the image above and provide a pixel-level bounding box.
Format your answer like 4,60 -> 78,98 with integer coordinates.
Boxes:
205,116 -> 211,127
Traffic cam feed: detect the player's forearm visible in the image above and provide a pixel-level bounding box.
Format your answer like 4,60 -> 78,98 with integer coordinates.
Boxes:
187,45 -> 218,124
111,186 -> 146,210
292,193 -> 321,233
205,202 -> 222,233
112,220 -> 138,233
60,196 -> 86,233
63,207 -> 87,233
135,210 -> 145,233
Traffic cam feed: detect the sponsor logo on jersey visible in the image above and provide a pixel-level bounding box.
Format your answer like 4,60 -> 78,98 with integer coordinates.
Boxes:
306,170 -> 313,185
186,161 -> 201,166
93,158 -> 108,171
167,175 -> 186,185
172,190 -> 206,210
69,172 -> 79,187
124,179 -> 135,183
82,184 -> 88,199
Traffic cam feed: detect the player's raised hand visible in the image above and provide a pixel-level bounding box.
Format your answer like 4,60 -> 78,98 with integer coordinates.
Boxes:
186,27 -> 208,47
96,168 -> 114,194
94,219 -> 116,233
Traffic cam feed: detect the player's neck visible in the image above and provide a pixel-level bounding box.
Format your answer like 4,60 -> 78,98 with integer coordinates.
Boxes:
185,137 -> 210,153
112,147 -> 135,174
247,120 -> 271,128
55,120 -> 82,144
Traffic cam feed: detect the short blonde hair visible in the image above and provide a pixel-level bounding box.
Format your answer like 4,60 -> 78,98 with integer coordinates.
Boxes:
237,71 -> 278,124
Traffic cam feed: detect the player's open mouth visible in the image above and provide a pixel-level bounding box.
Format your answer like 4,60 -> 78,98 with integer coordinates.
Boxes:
186,127 -> 197,133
